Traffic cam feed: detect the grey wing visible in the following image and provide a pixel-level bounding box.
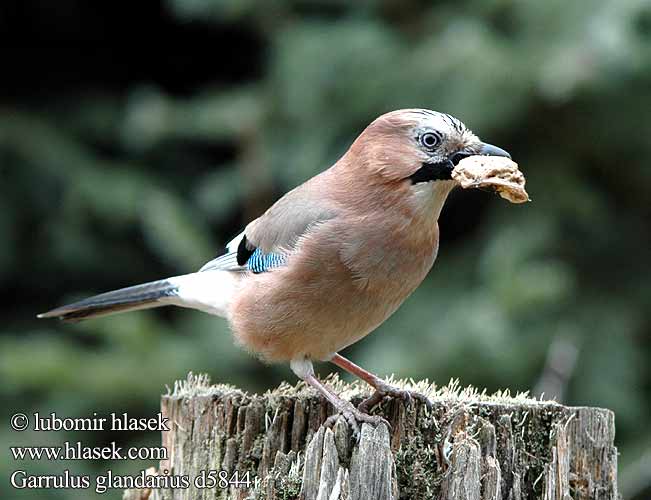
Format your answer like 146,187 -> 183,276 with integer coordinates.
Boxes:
198,176 -> 339,273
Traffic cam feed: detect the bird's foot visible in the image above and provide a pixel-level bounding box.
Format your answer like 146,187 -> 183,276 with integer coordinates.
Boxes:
324,400 -> 391,440
358,381 -> 433,413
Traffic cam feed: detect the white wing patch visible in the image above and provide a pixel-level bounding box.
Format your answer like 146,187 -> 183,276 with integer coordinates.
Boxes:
226,231 -> 245,253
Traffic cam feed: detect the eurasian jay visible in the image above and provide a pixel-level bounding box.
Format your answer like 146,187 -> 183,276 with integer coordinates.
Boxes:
40,109 -> 511,432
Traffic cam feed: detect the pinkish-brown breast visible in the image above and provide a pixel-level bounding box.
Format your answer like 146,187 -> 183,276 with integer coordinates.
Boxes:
228,196 -> 441,363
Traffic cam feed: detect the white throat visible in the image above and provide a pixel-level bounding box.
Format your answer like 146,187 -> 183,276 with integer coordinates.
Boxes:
410,180 -> 456,221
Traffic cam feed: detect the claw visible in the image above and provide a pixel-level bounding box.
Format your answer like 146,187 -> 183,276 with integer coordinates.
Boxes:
325,401 -> 392,441
324,412 -> 360,439
357,390 -> 385,414
359,384 -> 432,413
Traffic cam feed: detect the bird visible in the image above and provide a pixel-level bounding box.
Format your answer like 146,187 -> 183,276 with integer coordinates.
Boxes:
39,109 -> 510,434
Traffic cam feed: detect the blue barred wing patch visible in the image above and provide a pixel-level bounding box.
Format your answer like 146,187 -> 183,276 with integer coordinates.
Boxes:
247,249 -> 287,273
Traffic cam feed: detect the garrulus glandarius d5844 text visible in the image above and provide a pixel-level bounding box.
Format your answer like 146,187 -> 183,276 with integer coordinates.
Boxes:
40,109 -> 511,432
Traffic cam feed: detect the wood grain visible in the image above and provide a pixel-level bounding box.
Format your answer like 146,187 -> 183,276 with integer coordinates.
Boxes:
123,374 -> 618,500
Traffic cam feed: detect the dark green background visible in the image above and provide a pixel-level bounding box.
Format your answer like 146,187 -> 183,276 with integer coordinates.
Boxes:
2,1 -> 650,498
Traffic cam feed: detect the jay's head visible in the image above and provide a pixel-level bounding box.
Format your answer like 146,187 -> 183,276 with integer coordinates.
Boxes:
349,109 -> 510,186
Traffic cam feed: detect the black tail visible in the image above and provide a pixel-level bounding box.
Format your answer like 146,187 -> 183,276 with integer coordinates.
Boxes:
38,279 -> 179,322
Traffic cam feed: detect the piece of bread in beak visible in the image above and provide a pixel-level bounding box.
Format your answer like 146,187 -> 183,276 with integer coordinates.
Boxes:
452,156 -> 530,204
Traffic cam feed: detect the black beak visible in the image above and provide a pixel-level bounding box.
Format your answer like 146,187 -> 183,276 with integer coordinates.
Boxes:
479,142 -> 511,159
449,142 -> 511,166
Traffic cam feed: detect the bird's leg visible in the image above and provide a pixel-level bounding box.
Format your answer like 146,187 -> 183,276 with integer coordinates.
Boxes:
330,353 -> 433,413
291,359 -> 390,439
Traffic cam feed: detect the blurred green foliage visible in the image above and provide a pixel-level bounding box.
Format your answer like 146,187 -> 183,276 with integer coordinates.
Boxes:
2,0 -> 651,498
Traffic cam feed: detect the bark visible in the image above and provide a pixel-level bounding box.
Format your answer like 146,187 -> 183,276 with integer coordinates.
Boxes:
123,373 -> 618,500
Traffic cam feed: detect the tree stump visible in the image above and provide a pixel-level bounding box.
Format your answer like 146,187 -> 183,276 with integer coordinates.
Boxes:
124,373 -> 618,500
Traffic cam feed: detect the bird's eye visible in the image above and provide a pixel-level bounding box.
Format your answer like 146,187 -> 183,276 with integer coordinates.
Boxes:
420,132 -> 442,149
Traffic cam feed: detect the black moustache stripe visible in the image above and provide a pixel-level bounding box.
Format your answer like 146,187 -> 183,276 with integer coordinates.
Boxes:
409,160 -> 454,184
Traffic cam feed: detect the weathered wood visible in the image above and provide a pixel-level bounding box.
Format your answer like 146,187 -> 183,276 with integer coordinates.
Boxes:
123,374 -> 618,500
